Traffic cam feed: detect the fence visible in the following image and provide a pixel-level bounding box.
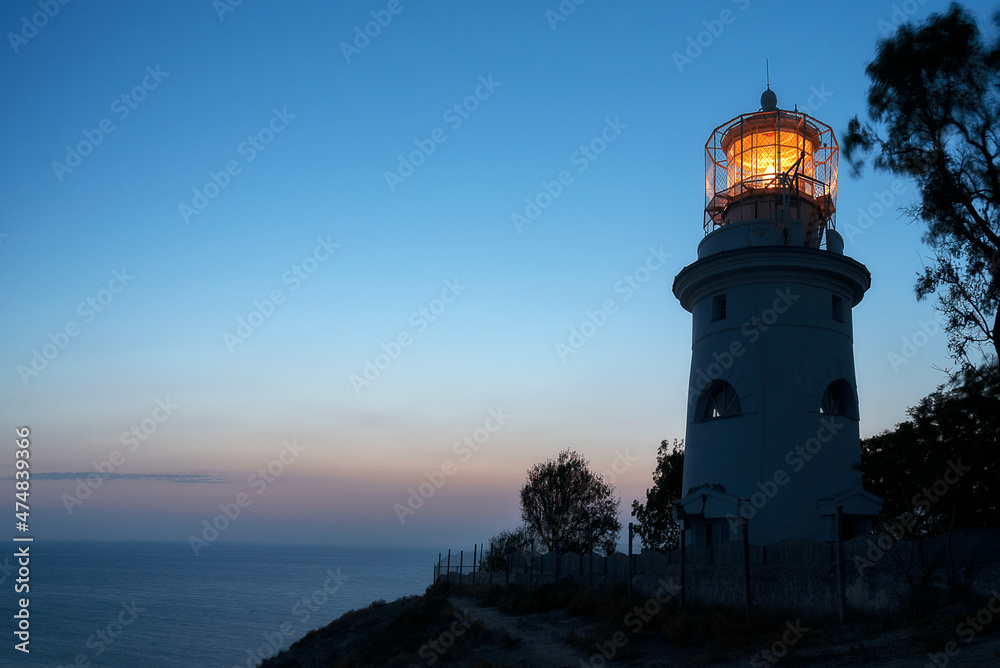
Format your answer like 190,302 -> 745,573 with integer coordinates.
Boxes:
434,526 -> 1000,618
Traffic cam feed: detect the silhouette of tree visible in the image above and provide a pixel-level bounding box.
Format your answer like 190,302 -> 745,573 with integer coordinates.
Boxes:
844,3 -> 1000,365
862,364 -> 1000,535
480,527 -> 535,571
519,449 -> 621,556
631,439 -> 684,552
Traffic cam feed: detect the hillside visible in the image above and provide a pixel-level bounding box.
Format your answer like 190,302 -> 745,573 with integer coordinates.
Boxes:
259,580 -> 1000,667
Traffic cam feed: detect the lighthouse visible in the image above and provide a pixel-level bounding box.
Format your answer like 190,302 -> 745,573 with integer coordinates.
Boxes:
672,88 -> 882,547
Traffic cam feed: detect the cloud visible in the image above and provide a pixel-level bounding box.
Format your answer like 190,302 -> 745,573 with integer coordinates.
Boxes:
21,473 -> 228,483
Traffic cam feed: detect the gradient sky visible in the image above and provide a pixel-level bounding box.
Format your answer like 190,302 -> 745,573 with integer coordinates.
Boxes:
1,0 -> 989,550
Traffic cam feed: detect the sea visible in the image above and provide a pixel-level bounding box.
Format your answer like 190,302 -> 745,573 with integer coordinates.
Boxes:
2,541 -> 442,668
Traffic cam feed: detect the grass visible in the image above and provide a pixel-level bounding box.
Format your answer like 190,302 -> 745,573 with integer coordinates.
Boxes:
264,574 -> 1000,667
259,587 -> 515,668
452,577 -> 816,662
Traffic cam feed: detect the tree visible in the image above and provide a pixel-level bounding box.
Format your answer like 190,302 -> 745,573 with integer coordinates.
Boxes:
843,3 -> 1000,365
519,449 -> 621,555
480,526 -> 535,571
862,364 -> 1000,536
631,439 -> 684,552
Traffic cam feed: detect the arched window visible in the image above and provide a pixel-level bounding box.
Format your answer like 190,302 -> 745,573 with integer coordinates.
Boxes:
701,381 -> 741,420
820,379 -> 854,417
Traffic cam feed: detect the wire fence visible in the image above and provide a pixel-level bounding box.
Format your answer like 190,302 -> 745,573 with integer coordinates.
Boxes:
434,525 -> 1000,618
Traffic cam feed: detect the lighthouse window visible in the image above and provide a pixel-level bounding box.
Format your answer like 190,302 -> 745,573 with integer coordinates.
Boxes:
702,381 -> 741,420
712,294 -> 727,321
820,379 -> 853,417
832,295 -> 844,322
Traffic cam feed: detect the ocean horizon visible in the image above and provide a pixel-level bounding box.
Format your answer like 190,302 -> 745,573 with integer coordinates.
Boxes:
4,540 -> 442,668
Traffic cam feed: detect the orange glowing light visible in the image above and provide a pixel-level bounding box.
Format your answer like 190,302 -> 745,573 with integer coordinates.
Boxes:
724,130 -> 814,190
704,109 -> 839,234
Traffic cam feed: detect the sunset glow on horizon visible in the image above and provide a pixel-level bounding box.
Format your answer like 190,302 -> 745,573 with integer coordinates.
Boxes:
2,0 -> 977,551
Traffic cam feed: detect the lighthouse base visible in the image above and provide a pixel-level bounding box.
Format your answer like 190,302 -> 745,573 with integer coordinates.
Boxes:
675,486 -> 882,547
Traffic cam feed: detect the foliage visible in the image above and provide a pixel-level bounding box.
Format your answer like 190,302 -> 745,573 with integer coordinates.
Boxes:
479,526 -> 535,572
631,439 -> 684,551
843,3 -> 1000,365
861,363 -> 1000,535
518,449 -> 621,555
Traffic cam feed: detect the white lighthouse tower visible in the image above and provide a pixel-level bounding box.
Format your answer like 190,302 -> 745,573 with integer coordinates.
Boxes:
673,88 -> 882,547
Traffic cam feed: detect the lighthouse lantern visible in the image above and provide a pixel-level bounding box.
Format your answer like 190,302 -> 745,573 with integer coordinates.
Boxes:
704,97 -> 838,242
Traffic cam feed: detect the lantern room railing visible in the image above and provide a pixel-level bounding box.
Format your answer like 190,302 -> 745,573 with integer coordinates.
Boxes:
705,109 -> 838,235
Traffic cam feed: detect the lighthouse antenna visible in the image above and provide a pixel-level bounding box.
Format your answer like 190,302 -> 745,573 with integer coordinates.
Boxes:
766,59 -> 770,89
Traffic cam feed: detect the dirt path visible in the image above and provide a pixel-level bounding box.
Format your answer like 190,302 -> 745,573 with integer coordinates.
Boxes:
448,594 -> 1000,667
448,595 -> 592,667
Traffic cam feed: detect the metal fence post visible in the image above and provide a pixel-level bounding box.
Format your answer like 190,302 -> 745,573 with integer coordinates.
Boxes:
459,550 -> 464,588
627,522 -> 634,597
836,505 -> 847,623
447,549 -> 451,585
528,548 -> 533,588
679,527 -> 686,609
587,527 -> 594,591
743,517 -> 751,610
472,544 -> 477,586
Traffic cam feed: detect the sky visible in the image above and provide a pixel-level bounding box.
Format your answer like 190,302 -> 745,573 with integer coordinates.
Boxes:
1,0 -> 990,551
